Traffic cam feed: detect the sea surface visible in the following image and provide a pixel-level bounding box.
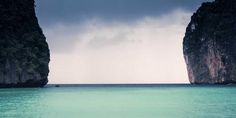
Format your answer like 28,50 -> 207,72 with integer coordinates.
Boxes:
0,84 -> 236,118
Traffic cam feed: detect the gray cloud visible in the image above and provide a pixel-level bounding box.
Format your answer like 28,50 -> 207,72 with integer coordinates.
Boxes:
33,0 -> 213,83
44,9 -> 191,53
35,0 -> 212,53
35,0 -> 211,27
48,10 -> 191,83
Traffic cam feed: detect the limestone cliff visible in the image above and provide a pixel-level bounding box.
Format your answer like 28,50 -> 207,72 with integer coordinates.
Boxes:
0,0 -> 50,87
183,0 -> 236,84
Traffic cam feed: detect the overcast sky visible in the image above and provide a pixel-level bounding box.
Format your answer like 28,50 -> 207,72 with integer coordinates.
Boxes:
35,0 -> 211,84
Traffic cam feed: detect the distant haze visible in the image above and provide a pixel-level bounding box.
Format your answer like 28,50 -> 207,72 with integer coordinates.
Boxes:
35,0 -> 211,84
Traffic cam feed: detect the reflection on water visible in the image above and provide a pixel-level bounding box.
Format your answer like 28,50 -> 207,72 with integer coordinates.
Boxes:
0,86 -> 236,118
0,88 -> 44,118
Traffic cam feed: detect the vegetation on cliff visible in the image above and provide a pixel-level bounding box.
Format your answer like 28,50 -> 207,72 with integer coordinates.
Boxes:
183,0 -> 236,84
0,0 -> 49,87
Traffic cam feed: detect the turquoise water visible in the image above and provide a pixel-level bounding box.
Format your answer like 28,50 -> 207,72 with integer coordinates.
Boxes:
0,85 -> 236,118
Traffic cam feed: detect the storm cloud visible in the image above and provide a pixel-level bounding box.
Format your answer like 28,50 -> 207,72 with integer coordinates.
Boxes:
35,0 -> 211,83
35,0 -> 209,27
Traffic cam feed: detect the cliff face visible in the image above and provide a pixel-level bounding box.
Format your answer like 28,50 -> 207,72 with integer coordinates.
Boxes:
0,0 -> 50,87
183,0 -> 236,84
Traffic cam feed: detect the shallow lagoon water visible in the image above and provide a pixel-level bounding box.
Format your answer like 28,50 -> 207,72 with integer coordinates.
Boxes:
0,85 -> 236,118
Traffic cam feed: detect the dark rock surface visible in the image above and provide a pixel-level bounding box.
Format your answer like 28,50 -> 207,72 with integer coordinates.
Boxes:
183,0 -> 236,84
0,0 -> 50,87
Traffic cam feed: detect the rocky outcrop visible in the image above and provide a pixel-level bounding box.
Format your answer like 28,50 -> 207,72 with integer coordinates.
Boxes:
183,0 -> 236,84
0,0 -> 50,87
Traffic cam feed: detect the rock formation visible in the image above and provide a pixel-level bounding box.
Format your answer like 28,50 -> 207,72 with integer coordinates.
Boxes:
0,0 -> 50,87
183,0 -> 236,84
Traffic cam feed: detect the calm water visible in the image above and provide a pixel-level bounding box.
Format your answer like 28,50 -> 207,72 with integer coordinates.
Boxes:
0,85 -> 236,118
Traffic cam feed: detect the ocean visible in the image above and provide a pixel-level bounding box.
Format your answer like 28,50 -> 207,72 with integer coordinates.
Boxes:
0,84 -> 236,118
